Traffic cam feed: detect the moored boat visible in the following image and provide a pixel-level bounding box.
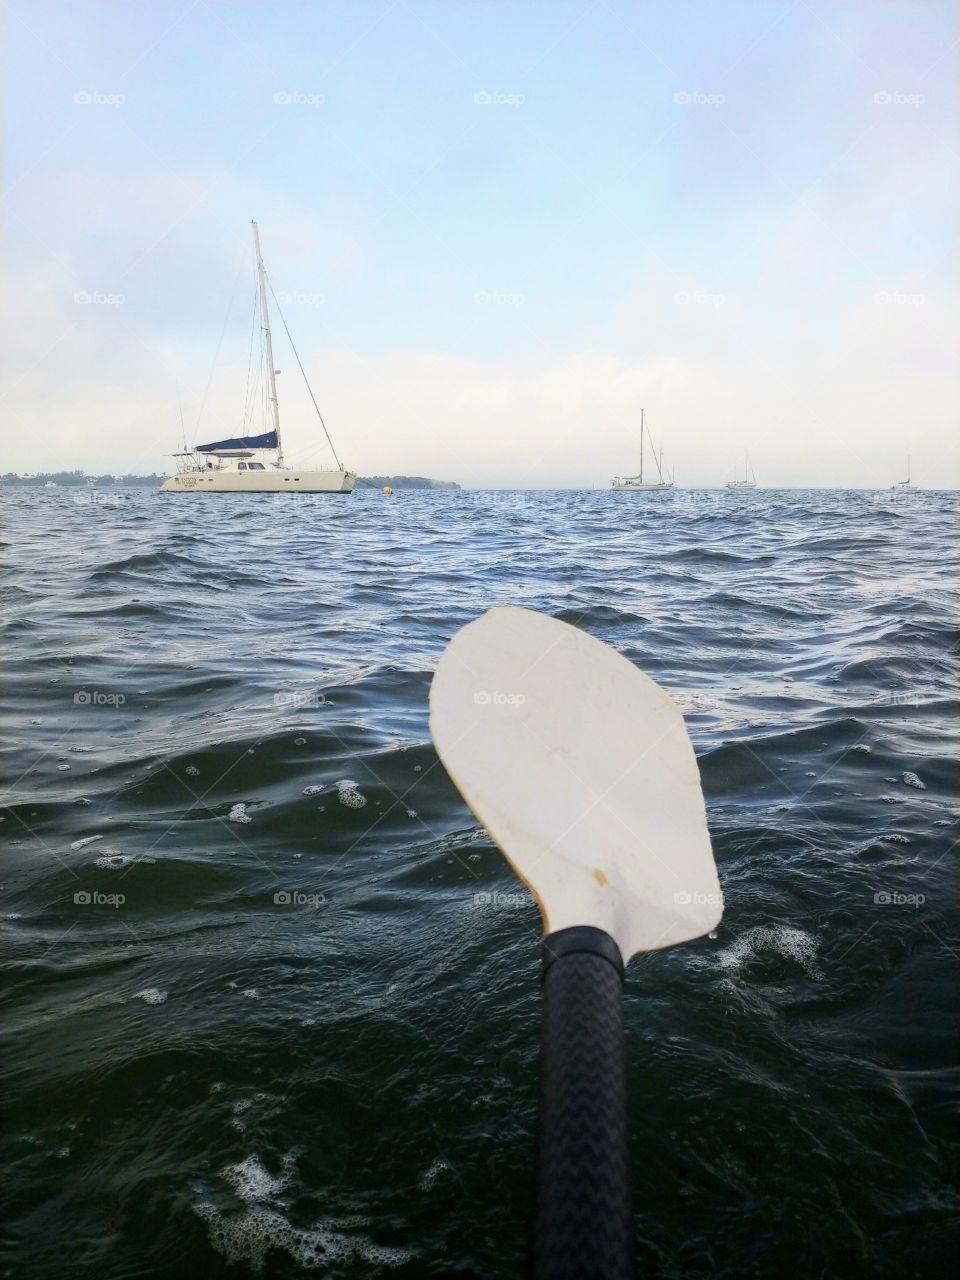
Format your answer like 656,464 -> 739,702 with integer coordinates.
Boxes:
891,457 -> 918,493
612,410 -> 675,491
162,222 -> 355,495
726,452 -> 758,490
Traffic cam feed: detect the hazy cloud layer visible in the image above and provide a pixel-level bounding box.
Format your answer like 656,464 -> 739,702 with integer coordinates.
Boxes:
2,1 -> 957,487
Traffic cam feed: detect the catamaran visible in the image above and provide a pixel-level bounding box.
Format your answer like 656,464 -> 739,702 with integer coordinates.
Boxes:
612,410 -> 674,491
891,457 -> 918,493
726,452 -> 757,490
161,222 -> 355,494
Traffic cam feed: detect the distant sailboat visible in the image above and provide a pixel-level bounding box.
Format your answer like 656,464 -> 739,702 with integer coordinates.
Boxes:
726,452 -> 757,490
891,457 -> 918,493
161,222 -> 355,494
612,410 -> 674,491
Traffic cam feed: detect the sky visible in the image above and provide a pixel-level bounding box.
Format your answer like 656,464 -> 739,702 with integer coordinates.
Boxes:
1,0 -> 957,488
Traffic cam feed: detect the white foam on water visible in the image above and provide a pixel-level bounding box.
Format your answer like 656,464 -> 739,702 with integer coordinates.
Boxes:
69,835 -> 103,850
135,988 -> 167,1005
294,737 -> 306,745
195,1202 -> 411,1272
227,1153 -> 291,1201
902,771 -> 925,790
302,785 -> 323,796
336,780 -> 367,809
94,852 -> 131,870
851,744 -> 871,754
718,926 -> 823,980
880,794 -> 904,804
195,1153 -> 410,1271
57,764 -> 71,771
418,1157 -> 451,1190
228,803 -> 251,824
185,765 -> 200,776
242,988 -> 260,1000
231,1099 -> 253,1131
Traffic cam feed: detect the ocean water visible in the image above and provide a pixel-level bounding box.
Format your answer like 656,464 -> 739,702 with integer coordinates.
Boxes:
2,486 -> 958,1280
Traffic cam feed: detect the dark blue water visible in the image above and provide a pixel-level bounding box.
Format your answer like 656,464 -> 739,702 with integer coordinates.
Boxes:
2,487 -> 958,1279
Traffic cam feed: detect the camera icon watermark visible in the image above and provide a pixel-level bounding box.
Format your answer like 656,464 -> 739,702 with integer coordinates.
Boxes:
673,691 -> 724,712
673,90 -> 725,107
872,690 -> 921,707
873,290 -> 925,307
673,890 -> 723,906
274,690 -> 327,708
74,689 -> 125,707
74,890 -> 125,908
273,889 -> 326,908
74,89 -> 125,108
273,89 -> 325,107
73,290 -> 125,308
473,690 -> 526,707
874,890 -> 925,907
474,890 -> 526,908
473,90 -> 525,107
873,90 -> 924,107
274,289 -> 325,307
473,290 -> 526,307
73,491 -> 125,507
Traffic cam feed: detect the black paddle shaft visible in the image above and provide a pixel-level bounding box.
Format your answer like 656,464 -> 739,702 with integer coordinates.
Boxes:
535,926 -> 633,1280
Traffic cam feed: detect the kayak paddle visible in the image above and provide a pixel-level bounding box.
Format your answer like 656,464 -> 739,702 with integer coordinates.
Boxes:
429,606 -> 723,1280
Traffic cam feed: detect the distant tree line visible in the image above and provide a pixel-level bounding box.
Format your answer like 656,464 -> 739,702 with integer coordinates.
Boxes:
3,471 -> 166,486
357,475 -> 461,490
4,471 -> 460,490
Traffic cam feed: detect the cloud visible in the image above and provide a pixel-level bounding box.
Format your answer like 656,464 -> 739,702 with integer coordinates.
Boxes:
2,161 -> 957,489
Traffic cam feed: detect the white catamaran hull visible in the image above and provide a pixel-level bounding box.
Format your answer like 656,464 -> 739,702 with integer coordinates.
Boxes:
161,469 -> 355,493
612,482 -> 674,491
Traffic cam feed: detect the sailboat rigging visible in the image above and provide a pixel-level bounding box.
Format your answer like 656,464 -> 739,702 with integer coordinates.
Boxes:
726,452 -> 757,490
891,457 -> 918,492
612,410 -> 675,491
161,222 -> 356,494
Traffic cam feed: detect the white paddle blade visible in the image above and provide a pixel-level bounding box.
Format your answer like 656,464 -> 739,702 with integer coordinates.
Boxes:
429,607 -> 722,961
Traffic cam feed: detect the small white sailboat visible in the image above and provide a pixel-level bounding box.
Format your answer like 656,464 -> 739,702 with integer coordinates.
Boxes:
612,410 -> 674,491
891,457 -> 918,493
162,222 -> 355,495
726,452 -> 757,491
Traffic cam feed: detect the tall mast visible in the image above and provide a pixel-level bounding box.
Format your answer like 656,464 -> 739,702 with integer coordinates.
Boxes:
252,220 -> 283,464
640,408 -> 644,484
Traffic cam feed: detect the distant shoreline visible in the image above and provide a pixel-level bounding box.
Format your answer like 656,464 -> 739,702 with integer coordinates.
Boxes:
2,471 -> 462,490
